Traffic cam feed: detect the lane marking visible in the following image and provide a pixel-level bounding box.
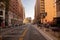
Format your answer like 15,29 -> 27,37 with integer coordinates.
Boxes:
19,28 -> 28,40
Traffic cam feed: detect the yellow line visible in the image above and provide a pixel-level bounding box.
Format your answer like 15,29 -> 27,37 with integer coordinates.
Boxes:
19,28 -> 28,40
22,28 -> 28,37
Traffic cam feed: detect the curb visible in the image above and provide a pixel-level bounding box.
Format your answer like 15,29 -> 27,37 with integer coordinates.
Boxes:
33,25 -> 58,40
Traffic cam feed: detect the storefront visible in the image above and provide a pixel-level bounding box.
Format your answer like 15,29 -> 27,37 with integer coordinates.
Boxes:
0,2 -> 5,28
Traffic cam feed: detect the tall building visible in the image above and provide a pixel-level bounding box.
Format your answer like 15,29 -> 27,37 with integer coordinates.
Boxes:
8,0 -> 24,26
53,0 -> 60,25
44,0 -> 56,22
56,0 -> 60,17
35,0 -> 46,23
0,0 -> 24,27
18,0 -> 25,24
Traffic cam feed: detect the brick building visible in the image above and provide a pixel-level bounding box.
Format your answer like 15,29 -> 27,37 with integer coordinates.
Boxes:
8,0 -> 24,27
0,0 -> 24,27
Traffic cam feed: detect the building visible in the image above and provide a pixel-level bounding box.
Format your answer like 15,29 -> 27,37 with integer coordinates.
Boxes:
0,0 -> 8,27
56,0 -> 60,17
0,0 -> 24,27
35,0 -> 46,23
8,0 -> 24,27
53,0 -> 60,25
0,2 -> 5,27
44,0 -> 56,22
18,0 -> 25,24
23,8 -> 25,20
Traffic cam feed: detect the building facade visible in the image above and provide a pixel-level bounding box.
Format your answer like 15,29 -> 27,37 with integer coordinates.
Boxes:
8,0 -> 24,27
44,0 -> 56,22
53,0 -> 60,25
0,0 -> 24,27
0,2 -> 5,27
35,0 -> 46,23
56,0 -> 60,17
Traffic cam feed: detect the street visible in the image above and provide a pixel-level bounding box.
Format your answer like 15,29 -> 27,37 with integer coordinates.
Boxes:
24,24 -> 47,40
1,24 -> 47,40
0,0 -> 60,40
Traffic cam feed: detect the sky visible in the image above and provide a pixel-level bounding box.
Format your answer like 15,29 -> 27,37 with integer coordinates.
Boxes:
21,0 -> 36,19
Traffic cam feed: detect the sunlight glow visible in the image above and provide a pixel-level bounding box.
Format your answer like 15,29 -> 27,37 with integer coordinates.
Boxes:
21,0 -> 36,19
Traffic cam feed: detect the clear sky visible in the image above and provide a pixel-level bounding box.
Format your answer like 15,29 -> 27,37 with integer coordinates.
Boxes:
21,0 -> 36,19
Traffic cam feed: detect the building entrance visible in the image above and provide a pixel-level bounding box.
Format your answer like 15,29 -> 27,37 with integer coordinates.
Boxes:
0,17 -> 3,26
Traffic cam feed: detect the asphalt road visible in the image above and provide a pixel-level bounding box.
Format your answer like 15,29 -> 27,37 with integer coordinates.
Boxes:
24,24 -> 47,40
1,25 -> 28,40
1,24 -> 47,40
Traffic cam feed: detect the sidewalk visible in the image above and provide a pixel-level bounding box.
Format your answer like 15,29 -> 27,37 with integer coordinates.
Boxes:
33,25 -> 60,40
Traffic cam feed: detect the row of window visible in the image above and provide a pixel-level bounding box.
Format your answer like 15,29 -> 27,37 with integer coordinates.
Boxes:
40,7 -> 45,10
10,3 -> 18,10
40,1 -> 45,7
11,0 -> 18,4
9,3 -> 19,14
40,9 -> 45,12
40,1 -> 44,4
40,1 -> 44,3
40,0 -> 44,1
40,5 -> 45,9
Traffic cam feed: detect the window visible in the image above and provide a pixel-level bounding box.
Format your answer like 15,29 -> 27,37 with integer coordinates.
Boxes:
40,6 -> 45,9
40,4 -> 44,6
0,11 -> 3,15
40,9 -> 44,11
41,0 -> 44,1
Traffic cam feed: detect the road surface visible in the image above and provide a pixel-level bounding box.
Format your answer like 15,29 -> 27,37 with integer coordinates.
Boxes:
1,24 -> 47,40
24,24 -> 47,40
